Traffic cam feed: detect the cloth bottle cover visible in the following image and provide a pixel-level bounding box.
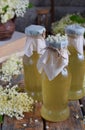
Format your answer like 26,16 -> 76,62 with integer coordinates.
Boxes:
65,24 -> 85,55
37,39 -> 69,81
24,25 -> 46,57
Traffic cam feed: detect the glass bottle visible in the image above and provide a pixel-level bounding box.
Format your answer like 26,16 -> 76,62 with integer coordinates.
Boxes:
23,25 -> 46,101
65,24 -> 85,100
37,35 -> 71,122
82,37 -> 85,94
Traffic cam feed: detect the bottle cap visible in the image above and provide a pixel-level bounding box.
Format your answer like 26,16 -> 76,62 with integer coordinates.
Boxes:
65,24 -> 85,35
25,25 -> 46,36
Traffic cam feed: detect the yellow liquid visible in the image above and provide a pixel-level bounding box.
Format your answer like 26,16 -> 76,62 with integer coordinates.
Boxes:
23,52 -> 42,101
68,45 -> 85,100
83,50 -> 85,95
41,70 -> 71,122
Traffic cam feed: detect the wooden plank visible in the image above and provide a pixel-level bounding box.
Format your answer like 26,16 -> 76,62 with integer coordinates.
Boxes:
0,31 -> 26,63
2,114 -> 43,130
45,101 -> 85,130
2,103 -> 43,130
79,97 -> 85,116
79,96 -> 85,129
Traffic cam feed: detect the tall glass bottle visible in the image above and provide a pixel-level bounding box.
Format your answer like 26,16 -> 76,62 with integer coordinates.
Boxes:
37,34 -> 71,122
65,24 -> 85,100
83,36 -> 85,94
23,25 -> 46,101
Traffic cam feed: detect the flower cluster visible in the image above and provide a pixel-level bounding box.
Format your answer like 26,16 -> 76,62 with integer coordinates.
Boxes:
0,54 -> 23,83
52,14 -> 74,35
52,14 -> 85,35
46,33 -> 67,43
0,85 -> 34,120
0,0 -> 30,23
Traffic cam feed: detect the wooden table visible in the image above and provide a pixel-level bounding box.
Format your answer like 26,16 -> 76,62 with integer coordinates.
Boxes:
0,98 -> 85,130
0,75 -> 85,130
0,32 -> 85,130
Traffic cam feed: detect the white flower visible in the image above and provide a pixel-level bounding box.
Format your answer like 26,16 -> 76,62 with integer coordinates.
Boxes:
46,34 -> 67,43
0,54 -> 23,83
52,14 -> 85,35
0,0 -> 30,23
0,85 -> 34,120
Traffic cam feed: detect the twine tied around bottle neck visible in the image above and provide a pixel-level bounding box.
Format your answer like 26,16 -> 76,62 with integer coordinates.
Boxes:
44,45 -> 70,59
37,46 -> 69,81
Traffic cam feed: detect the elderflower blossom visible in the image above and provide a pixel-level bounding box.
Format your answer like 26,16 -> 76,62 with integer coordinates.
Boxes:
0,54 -> 23,82
52,14 -> 85,35
52,14 -> 73,35
0,0 -> 30,23
46,33 -> 68,43
0,85 -> 34,120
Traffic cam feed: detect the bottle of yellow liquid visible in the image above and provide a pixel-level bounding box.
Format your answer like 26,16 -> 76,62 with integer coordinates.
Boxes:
23,25 -> 46,101
83,46 -> 85,94
65,24 -> 85,100
37,34 -> 71,122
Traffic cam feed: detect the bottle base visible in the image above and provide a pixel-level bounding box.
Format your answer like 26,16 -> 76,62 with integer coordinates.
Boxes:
69,89 -> 84,100
41,106 -> 70,122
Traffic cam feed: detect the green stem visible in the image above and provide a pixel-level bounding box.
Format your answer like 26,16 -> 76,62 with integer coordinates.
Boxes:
0,115 -> 3,123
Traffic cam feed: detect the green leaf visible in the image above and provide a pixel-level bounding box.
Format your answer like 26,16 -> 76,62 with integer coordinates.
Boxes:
28,3 -> 33,8
0,115 -> 3,123
2,5 -> 9,12
70,14 -> 85,24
